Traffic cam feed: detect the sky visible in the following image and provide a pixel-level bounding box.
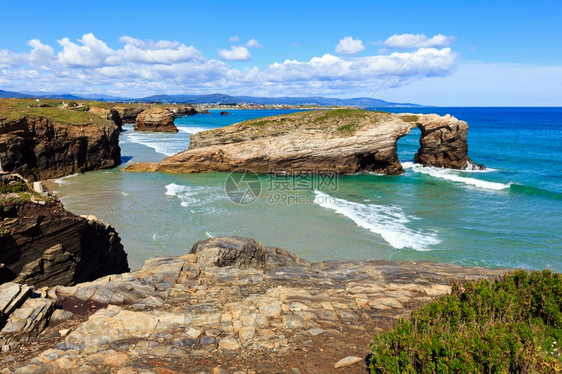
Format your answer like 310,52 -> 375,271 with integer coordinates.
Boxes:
0,0 -> 561,106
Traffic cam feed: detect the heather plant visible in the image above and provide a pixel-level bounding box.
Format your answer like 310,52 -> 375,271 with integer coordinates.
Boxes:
369,270 -> 562,373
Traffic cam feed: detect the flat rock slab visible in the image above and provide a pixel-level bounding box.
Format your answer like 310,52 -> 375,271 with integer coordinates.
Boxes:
2,236 -> 508,373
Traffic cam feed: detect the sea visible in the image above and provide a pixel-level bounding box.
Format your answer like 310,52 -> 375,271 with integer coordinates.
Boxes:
50,108 -> 562,271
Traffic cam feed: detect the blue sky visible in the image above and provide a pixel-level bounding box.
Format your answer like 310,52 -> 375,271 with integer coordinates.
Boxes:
0,0 -> 561,105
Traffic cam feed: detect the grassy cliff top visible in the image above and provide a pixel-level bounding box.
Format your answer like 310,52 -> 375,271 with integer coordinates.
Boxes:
239,109 -> 394,136
0,98 -> 114,126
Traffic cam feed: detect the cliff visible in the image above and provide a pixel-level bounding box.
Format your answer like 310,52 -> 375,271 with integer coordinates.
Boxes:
0,236 -> 506,372
0,99 -> 120,181
146,109 -> 481,175
0,188 -> 129,288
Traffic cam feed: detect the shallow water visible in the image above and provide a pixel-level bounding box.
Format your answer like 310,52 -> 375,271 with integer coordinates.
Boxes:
52,108 -> 562,270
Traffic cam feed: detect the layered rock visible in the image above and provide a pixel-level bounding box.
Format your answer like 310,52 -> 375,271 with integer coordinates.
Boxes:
134,107 -> 178,132
0,198 -> 129,288
0,116 -> 120,181
149,110 -> 480,176
88,106 -> 123,131
170,105 -> 197,117
112,105 -> 145,124
1,236 -> 506,372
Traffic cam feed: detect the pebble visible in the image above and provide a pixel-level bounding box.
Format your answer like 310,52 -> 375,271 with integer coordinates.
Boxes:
334,356 -> 363,369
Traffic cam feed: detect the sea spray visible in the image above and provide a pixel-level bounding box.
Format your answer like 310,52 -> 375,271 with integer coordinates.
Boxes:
402,162 -> 510,190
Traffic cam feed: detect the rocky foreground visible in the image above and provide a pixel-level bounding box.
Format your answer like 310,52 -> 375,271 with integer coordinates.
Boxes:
126,109 -> 481,176
0,237 -> 506,373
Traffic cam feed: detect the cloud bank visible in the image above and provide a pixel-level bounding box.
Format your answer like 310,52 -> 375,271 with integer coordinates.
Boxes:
0,33 -> 458,97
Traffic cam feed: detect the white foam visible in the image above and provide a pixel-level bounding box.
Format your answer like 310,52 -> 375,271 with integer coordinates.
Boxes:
314,190 -> 440,251
125,132 -> 182,156
402,162 -> 509,190
177,126 -> 213,134
165,183 -> 223,208
53,173 -> 79,185
205,231 -> 214,238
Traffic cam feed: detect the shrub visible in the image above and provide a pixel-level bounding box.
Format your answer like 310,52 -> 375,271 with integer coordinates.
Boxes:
369,270 -> 562,373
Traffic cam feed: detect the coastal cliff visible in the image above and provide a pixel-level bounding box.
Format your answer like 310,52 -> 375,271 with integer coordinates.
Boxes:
143,109 -> 480,175
0,180 -> 129,288
0,99 -> 120,181
0,236 -> 505,372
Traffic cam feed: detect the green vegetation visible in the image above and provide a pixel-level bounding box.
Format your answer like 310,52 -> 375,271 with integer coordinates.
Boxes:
400,114 -> 419,123
313,108 -> 369,123
0,98 -> 113,125
0,181 -> 29,194
248,119 -> 274,127
369,270 -> 562,373
336,123 -> 358,136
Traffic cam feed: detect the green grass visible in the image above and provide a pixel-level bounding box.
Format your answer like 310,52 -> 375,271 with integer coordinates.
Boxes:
369,270 -> 562,373
336,123 -> 358,136
0,181 -> 29,194
0,98 -> 113,126
400,114 -> 419,123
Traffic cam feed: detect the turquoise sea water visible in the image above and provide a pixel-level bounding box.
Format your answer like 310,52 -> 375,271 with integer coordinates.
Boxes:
52,108 -> 562,270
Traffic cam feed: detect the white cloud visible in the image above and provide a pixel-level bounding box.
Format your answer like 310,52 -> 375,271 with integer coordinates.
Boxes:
228,35 -> 239,43
0,32 -> 468,99
218,46 -> 251,61
335,36 -> 365,55
384,34 -> 454,49
245,38 -> 263,48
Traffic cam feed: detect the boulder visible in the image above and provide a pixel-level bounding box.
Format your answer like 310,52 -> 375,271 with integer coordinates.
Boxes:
135,107 -> 178,132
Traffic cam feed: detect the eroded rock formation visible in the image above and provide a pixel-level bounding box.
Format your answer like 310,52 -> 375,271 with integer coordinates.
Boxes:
0,116 -> 120,181
0,199 -> 129,288
145,110 -> 480,175
1,236 -> 506,372
112,105 -> 145,124
134,107 -> 178,132
88,106 -> 123,131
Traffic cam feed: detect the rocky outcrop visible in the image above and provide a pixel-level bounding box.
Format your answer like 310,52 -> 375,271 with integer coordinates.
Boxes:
0,199 -> 129,288
0,282 -> 55,348
220,111 -> 232,115
170,106 -> 197,117
88,106 -> 123,131
0,116 -> 120,181
134,107 -> 178,132
1,236 -> 506,372
148,110 -> 481,176
112,105 -> 145,124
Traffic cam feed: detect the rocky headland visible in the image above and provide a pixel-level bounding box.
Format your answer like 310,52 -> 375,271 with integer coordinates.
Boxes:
0,99 -> 121,181
0,236 -> 507,373
126,109 -> 482,175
